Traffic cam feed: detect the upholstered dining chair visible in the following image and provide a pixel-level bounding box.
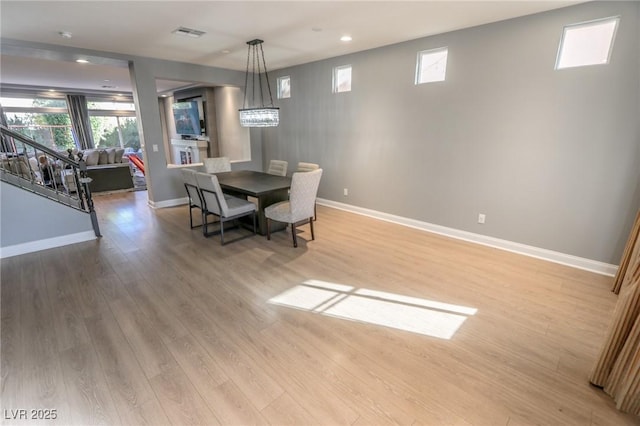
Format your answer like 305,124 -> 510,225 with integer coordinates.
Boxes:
296,162 -> 320,173
194,172 -> 257,245
265,169 -> 322,248
296,161 -> 320,220
181,169 -> 204,230
267,159 -> 288,176
204,156 -> 231,174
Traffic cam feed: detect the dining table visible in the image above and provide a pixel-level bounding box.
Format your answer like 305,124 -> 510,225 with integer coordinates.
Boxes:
215,170 -> 291,235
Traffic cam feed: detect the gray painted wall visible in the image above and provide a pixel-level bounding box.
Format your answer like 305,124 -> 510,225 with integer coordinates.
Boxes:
128,57 -> 265,204
263,1 -> 640,264
0,181 -> 93,246
128,57 -> 254,204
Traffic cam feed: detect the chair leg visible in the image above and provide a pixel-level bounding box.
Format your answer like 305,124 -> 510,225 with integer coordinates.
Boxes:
202,212 -> 207,236
292,223 -> 298,248
267,218 -> 271,240
220,220 -> 225,245
252,212 -> 257,235
309,217 -> 315,241
314,202 -> 317,221
189,206 -> 194,228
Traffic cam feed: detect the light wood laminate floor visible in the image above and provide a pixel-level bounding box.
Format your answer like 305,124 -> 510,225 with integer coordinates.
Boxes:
2,190 -> 639,425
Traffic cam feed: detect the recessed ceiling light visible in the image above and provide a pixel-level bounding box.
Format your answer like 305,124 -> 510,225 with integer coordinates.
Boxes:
49,89 -> 56,92
76,59 -> 89,64
103,79 -> 110,82
221,49 -> 231,54
172,27 -> 205,38
58,31 -> 72,39
340,35 -> 353,42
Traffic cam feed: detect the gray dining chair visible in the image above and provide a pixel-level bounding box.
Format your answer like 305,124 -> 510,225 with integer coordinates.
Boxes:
194,172 -> 257,245
204,156 -> 231,174
267,159 -> 288,176
296,161 -> 320,220
265,168 -> 322,247
181,169 -> 206,230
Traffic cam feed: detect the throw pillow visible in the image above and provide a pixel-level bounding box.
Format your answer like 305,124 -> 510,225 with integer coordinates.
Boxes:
106,148 -> 116,164
114,148 -> 125,163
98,149 -> 108,165
83,149 -> 100,166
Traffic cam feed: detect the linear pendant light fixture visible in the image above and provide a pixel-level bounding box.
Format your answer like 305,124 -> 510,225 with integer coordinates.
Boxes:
239,39 -> 279,127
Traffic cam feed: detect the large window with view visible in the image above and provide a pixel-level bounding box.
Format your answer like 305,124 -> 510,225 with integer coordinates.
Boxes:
87,99 -> 140,155
1,96 -> 141,155
1,96 -> 74,152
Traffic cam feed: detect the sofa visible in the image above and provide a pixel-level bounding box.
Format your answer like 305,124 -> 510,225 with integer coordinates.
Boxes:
52,147 -> 134,193
2,148 -> 135,193
77,148 -> 134,193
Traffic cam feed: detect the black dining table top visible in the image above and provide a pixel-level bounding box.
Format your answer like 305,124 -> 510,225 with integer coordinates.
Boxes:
215,170 -> 291,197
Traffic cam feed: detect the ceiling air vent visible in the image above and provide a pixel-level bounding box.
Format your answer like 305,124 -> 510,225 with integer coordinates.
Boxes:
172,27 -> 206,38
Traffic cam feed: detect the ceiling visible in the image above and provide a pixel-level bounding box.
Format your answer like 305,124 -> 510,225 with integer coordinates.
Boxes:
0,1 -> 582,95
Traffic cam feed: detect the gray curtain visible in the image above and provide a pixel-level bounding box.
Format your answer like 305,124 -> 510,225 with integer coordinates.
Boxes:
66,94 -> 94,150
0,104 -> 16,152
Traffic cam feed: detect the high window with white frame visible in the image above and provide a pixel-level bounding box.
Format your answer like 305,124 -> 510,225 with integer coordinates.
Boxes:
333,65 -> 352,93
277,76 -> 291,99
555,16 -> 619,70
415,47 -> 448,84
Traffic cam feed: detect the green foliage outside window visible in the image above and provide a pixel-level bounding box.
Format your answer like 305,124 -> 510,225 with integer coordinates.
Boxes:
90,117 -> 140,151
6,112 -> 75,151
3,96 -> 140,153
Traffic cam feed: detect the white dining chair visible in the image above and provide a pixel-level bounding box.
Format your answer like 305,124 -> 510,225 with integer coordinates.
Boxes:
267,159 -> 288,176
204,157 -> 231,174
194,172 -> 257,245
296,162 -> 319,173
265,169 -> 322,247
296,161 -> 320,220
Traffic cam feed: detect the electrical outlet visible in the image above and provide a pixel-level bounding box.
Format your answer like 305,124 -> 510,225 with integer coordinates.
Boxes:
478,213 -> 486,224
344,188 -> 348,196
152,144 -> 159,152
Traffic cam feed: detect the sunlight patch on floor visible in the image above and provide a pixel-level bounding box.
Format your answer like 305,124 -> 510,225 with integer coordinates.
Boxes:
269,279 -> 477,340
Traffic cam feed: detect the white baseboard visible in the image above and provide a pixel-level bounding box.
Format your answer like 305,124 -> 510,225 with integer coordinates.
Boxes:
316,198 -> 618,277
148,197 -> 188,209
0,231 -> 97,259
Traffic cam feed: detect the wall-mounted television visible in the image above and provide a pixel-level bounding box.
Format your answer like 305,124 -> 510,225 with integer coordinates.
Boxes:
172,100 -> 204,136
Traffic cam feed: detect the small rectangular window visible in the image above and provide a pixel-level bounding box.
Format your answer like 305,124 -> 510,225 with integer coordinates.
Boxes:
333,65 -> 352,93
556,16 -> 619,70
277,76 -> 291,99
415,47 -> 448,84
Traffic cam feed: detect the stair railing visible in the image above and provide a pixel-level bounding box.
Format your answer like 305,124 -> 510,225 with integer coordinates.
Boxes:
0,125 -> 101,237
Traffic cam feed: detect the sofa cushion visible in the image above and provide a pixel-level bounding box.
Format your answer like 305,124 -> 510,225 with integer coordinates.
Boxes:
98,149 -> 109,165
106,148 -> 116,164
114,148 -> 125,163
83,149 -> 100,166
